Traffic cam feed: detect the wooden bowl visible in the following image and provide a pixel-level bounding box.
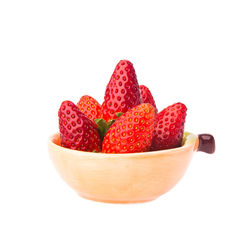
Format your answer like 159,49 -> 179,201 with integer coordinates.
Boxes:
48,132 -> 215,203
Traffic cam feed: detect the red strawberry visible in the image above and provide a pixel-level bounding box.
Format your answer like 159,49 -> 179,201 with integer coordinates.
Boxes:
150,103 -> 187,151
101,60 -> 141,122
102,103 -> 155,153
58,100 -> 101,152
77,95 -> 101,123
139,85 -> 158,113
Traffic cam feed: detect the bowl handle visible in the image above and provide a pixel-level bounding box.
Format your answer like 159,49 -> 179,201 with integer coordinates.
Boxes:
194,134 -> 215,154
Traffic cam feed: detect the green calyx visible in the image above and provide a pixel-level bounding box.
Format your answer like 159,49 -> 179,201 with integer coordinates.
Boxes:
95,118 -> 109,140
116,112 -> 123,118
94,112 -> 123,140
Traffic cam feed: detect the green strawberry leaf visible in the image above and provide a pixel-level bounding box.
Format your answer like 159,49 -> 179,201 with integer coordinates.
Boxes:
116,112 -> 123,118
95,113 -> 123,141
107,113 -> 123,127
107,119 -> 116,127
95,118 -> 109,140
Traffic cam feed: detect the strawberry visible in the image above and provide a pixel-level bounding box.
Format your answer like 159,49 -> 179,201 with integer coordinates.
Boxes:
58,100 -> 101,152
139,85 -> 158,113
77,95 -> 101,123
102,103 -> 155,153
150,103 -> 187,151
101,60 -> 141,122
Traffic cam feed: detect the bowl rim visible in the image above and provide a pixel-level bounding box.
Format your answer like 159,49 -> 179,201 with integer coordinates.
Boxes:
48,132 -> 198,158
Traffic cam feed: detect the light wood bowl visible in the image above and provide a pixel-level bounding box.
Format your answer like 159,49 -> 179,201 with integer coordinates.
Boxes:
48,132 -> 214,203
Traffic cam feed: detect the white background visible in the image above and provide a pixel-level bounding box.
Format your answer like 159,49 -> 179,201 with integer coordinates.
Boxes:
0,0 -> 249,249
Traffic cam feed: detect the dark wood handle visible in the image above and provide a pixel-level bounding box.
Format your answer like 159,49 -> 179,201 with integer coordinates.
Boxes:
197,134 -> 215,154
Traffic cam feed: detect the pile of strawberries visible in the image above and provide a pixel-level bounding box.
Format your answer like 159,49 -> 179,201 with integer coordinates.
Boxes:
58,60 -> 187,153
